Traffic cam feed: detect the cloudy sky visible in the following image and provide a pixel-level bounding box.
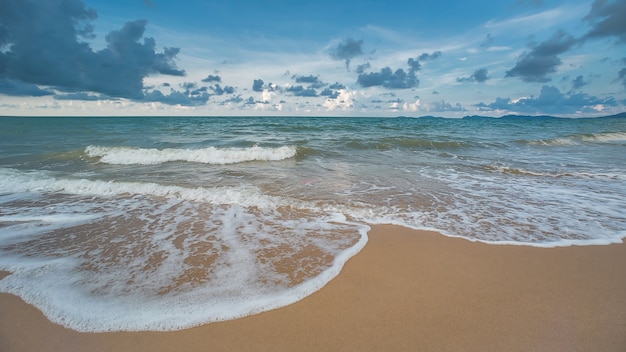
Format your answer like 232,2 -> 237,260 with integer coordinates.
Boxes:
1,0 -> 625,117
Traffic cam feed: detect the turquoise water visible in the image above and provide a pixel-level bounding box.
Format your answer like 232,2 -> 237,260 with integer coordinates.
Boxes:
1,115 -> 625,331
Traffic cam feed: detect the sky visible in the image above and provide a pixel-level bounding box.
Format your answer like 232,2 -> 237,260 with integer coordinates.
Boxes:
0,0 -> 625,117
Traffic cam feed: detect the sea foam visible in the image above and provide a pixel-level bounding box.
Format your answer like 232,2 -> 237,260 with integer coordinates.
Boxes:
85,145 -> 297,165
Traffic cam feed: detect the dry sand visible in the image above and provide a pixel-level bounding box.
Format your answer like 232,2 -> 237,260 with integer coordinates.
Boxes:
1,224 -> 625,352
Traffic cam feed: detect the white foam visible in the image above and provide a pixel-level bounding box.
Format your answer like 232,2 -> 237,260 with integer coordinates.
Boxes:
0,167 -> 369,332
85,145 -> 297,165
0,167 -> 283,208
0,204 -> 368,332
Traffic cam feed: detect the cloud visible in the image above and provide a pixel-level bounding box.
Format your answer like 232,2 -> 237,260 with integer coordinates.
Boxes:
144,89 -> 209,106
356,63 -> 371,74
0,0 -> 185,101
418,51 -> 442,61
407,51 -> 442,72
407,58 -> 421,71
583,0 -> 626,43
571,75 -> 587,90
357,67 -> 419,89
618,67 -> 626,89
320,88 -> 339,99
211,84 -> 235,95
54,92 -> 107,101
505,31 -> 577,82
475,85 -> 616,114
480,33 -> 494,49
286,85 -> 317,97
328,82 -> 346,90
0,79 -> 54,96
201,75 -> 222,83
294,75 -> 319,83
427,100 -> 466,112
252,79 -> 264,92
457,68 -> 489,83
330,38 -> 363,71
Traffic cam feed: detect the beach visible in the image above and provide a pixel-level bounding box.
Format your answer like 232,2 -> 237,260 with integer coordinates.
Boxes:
2,224 -> 625,352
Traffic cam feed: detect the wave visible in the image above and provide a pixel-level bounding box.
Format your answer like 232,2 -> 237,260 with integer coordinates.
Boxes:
528,131 -> 626,146
0,168 -> 281,208
483,165 -> 625,180
344,137 -> 476,151
85,145 -> 297,165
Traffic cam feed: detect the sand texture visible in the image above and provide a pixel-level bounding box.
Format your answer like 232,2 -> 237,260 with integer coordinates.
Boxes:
1,225 -> 625,352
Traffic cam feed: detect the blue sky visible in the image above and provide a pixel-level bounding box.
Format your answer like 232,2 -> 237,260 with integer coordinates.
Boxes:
1,0 -> 625,117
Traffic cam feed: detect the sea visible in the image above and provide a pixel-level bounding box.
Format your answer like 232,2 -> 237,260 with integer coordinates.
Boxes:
1,115 -> 625,332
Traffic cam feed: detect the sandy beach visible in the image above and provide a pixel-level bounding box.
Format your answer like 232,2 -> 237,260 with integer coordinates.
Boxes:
1,224 -> 625,352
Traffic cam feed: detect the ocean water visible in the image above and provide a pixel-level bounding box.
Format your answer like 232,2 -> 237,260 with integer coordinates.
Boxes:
1,115 -> 625,332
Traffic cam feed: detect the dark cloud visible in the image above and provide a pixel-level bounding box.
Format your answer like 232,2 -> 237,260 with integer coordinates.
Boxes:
618,67 -> 626,89
457,68 -> 489,83
357,67 -> 419,89
180,82 -> 197,90
407,51 -> 441,72
0,78 -> 54,96
0,0 -> 186,102
356,62 -> 371,74
328,82 -> 346,90
418,51 -> 442,61
293,74 -> 326,89
571,75 -> 587,90
583,0 -> 626,43
211,84 -> 234,95
294,75 -> 319,83
475,85 -> 616,114
201,75 -> 222,83
252,79 -> 264,92
407,58 -> 421,71
505,31 -> 577,82
320,88 -> 339,99
330,38 -> 363,71
144,89 -> 209,106
286,85 -> 317,97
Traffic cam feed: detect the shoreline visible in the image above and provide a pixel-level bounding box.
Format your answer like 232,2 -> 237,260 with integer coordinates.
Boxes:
1,224 -> 625,351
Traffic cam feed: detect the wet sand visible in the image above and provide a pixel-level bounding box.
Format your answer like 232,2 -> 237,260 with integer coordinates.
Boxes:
1,225 -> 625,352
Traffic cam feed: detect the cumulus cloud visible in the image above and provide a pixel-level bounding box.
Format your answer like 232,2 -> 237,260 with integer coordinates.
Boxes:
330,38 -> 363,71
407,51 -> 442,72
357,67 -> 419,89
144,89 -> 209,106
583,0 -> 626,43
252,79 -> 264,92
320,88 -> 339,99
286,85 -> 317,97
201,75 -> 222,83
457,68 -> 489,83
328,82 -> 346,90
407,58 -> 421,71
211,84 -> 235,95
0,0 -> 190,104
505,31 -> 577,82
475,85 -> 616,114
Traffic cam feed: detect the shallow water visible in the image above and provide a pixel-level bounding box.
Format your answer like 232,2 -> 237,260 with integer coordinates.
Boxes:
1,115 -> 625,331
